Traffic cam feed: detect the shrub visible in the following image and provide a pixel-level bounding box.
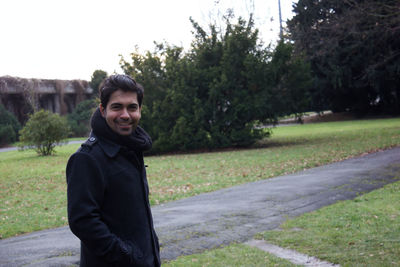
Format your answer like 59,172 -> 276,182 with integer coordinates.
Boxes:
0,125 -> 16,147
0,104 -> 21,147
18,110 -> 70,156
67,99 -> 97,137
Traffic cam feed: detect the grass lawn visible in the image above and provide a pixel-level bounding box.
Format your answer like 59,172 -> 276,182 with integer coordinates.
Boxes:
256,180 -> 400,266
163,243 -> 299,267
0,117 -> 399,239
147,118 -> 400,204
164,180 -> 400,267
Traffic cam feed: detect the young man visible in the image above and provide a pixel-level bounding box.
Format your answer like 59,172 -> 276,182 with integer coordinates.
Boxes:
66,74 -> 160,267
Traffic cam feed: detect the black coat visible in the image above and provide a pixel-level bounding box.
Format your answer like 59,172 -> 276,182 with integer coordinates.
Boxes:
66,134 -> 160,267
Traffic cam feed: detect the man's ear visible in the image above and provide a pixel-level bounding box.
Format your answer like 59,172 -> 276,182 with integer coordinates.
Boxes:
99,104 -> 105,117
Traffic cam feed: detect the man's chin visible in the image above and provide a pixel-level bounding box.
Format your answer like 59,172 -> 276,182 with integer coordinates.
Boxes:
117,127 -> 133,136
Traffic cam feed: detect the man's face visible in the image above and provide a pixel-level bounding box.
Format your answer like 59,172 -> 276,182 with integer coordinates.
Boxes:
99,89 -> 141,136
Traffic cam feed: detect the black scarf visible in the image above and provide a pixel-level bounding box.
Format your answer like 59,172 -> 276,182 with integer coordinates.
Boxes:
90,108 -> 152,167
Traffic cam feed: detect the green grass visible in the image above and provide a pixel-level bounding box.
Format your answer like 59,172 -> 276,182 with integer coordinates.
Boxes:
0,146 -> 78,238
256,180 -> 400,266
163,243 -> 299,267
147,118 -> 400,204
0,117 -> 399,238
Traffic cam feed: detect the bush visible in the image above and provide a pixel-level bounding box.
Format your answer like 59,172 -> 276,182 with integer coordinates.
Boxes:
0,104 -> 21,147
18,110 -> 70,156
0,125 -> 16,147
67,99 -> 97,137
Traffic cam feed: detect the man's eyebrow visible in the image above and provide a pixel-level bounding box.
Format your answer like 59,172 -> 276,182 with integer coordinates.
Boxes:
109,103 -> 123,108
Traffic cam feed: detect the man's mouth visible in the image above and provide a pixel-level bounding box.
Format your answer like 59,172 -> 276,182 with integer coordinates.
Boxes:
116,121 -> 133,128
118,124 -> 131,127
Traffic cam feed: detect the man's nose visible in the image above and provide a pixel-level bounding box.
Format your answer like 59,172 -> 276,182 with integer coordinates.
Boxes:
120,108 -> 130,119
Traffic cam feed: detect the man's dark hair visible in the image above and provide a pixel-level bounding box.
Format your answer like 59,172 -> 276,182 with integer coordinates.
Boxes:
99,74 -> 144,107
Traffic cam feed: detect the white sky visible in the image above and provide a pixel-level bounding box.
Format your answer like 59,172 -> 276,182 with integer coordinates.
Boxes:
0,0 -> 296,81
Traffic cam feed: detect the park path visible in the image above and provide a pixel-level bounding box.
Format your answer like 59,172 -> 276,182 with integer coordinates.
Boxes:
0,141 -> 85,153
0,146 -> 399,266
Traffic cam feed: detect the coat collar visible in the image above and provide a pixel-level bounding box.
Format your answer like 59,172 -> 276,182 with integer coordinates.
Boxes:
89,132 -> 120,158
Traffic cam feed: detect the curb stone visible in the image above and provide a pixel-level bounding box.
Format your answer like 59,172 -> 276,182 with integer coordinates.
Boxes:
245,239 -> 340,267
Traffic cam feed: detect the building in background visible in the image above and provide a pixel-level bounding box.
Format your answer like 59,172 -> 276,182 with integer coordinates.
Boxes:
0,76 -> 93,124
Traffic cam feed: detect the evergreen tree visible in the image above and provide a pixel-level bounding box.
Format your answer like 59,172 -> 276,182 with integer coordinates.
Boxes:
89,70 -> 108,97
0,103 -> 21,146
67,99 -> 97,137
288,0 -> 400,114
120,14 -> 312,152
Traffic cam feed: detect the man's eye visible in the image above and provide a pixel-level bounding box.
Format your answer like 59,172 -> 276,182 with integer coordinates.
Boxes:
128,105 -> 138,111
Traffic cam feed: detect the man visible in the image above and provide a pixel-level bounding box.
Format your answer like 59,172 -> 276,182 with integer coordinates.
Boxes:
66,74 -> 160,267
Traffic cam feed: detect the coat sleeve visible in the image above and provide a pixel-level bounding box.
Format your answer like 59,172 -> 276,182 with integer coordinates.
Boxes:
66,151 -> 135,264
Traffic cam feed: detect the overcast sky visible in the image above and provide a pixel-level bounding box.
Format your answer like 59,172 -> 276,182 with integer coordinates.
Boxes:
0,0 -> 296,81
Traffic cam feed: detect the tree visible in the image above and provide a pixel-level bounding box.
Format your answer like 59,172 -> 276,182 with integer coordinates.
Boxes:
120,46 -> 168,142
19,110 -> 70,156
0,103 -> 21,146
67,99 -> 97,137
268,40 -> 312,121
120,13 -> 312,153
288,0 -> 400,114
89,70 -> 108,97
121,16 -> 277,152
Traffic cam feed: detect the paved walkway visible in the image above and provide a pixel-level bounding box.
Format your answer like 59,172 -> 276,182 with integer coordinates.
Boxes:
0,141 -> 85,153
1,147 -> 399,266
